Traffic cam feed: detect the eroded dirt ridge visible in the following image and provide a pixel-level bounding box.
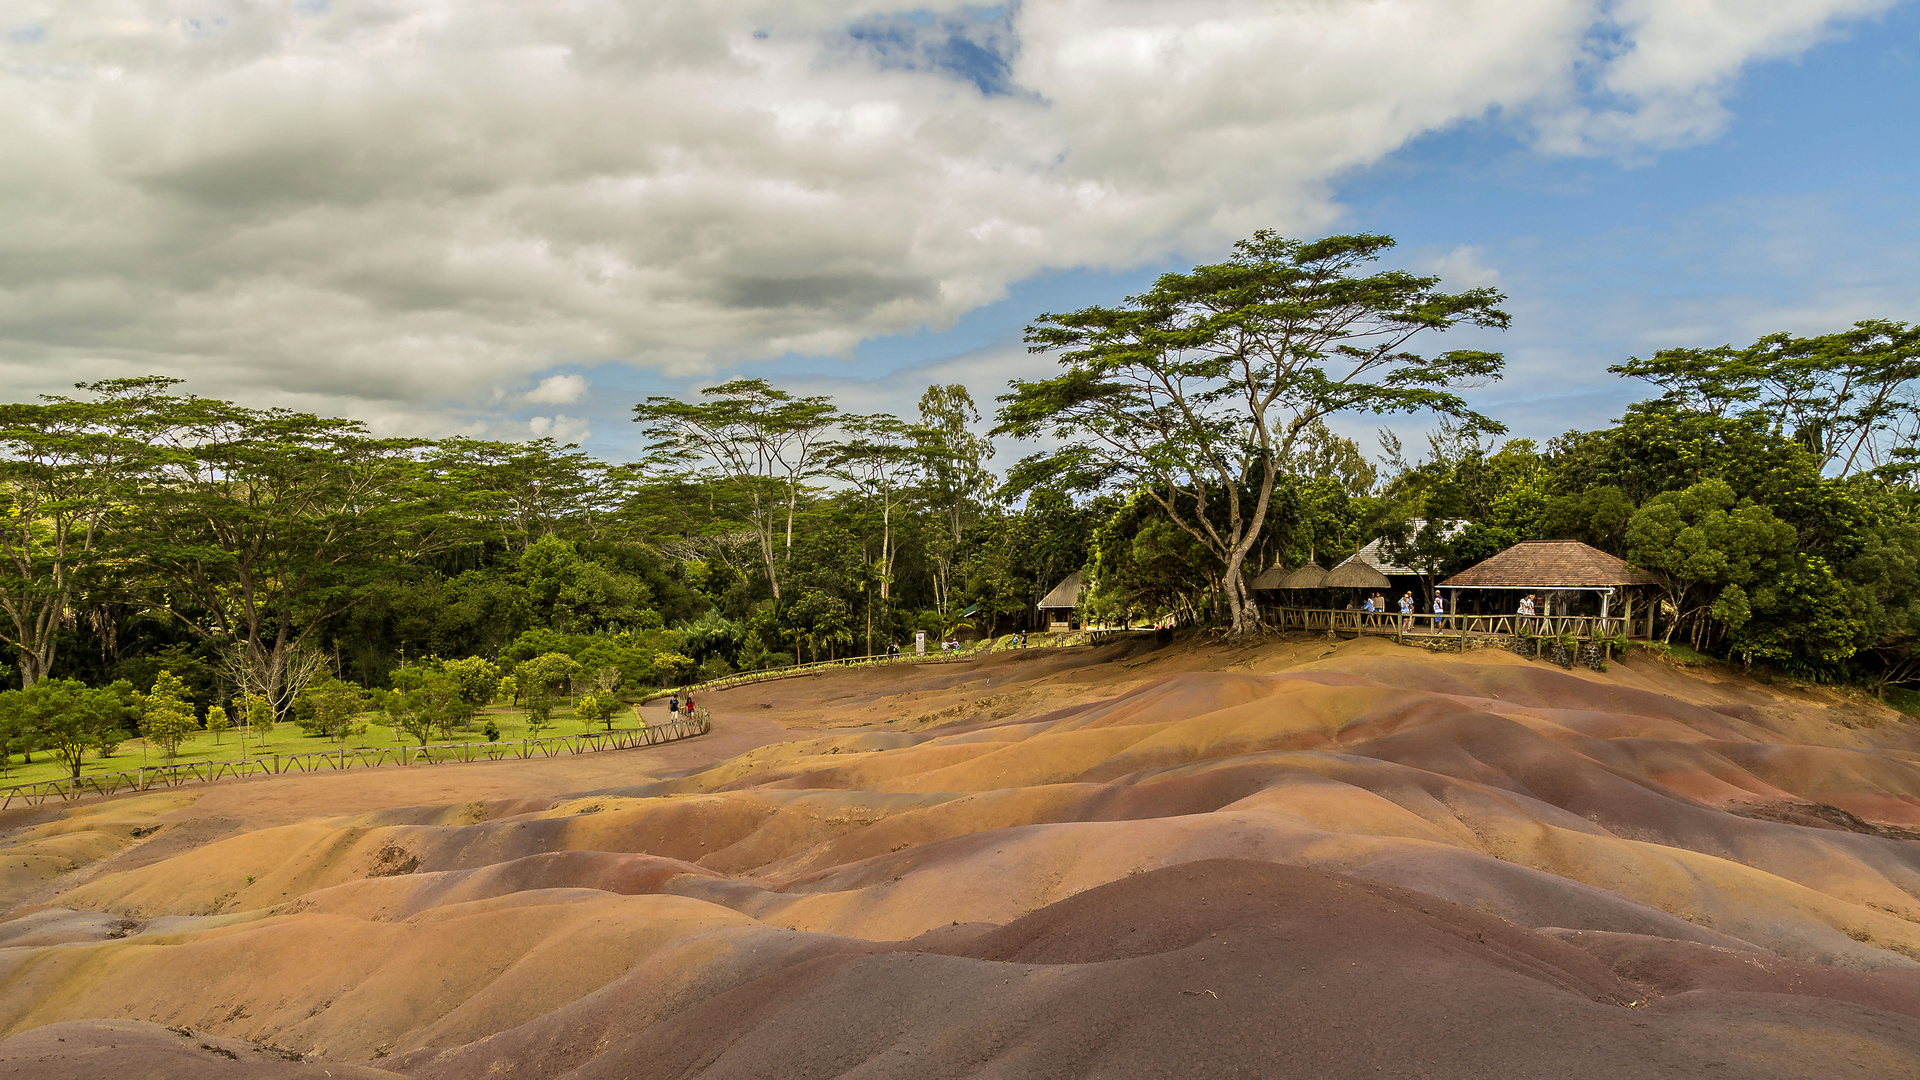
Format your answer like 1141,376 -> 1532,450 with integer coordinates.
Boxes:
2,638 -> 1920,1078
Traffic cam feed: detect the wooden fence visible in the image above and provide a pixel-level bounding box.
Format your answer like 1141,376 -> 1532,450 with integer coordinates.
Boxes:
1269,607 -> 1628,642
0,712 -> 710,810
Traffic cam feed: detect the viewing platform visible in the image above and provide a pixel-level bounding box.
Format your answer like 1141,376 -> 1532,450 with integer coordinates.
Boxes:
1267,607 -> 1629,643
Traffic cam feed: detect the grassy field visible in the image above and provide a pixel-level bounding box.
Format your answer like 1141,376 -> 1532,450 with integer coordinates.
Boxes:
0,701 -> 652,789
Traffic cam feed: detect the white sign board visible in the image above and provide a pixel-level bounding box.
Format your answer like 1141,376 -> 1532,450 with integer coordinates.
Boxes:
915,631 -> 926,656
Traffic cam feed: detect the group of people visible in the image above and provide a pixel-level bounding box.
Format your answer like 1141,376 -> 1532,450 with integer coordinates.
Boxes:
1355,591 -> 1451,632
664,693 -> 697,720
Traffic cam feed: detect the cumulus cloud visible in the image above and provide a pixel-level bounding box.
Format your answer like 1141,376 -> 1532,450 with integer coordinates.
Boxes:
0,0 -> 1897,440
1421,245 -> 1504,291
525,374 -> 588,405
527,414 -> 592,445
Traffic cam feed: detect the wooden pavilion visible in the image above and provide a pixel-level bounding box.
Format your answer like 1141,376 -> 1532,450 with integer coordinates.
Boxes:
1438,540 -> 1663,639
1263,539 -> 1665,644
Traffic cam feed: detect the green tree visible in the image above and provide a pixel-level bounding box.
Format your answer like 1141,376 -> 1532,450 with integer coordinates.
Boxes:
1730,555 -> 1866,668
292,679 -> 366,744
998,232 -> 1508,634
0,378 -> 163,686
205,704 -> 231,745
633,379 -> 838,601
916,385 -> 995,625
389,661 -> 463,740
442,655 -> 499,731
652,651 -> 696,687
827,415 -> 922,651
244,693 -> 275,747
1287,419 -> 1378,499
382,688 -> 438,747
1624,479 -> 1797,648
516,652 -> 580,735
0,679 -> 137,779
1611,320 -> 1920,475
128,396 -> 453,723
141,670 -> 199,760
427,437 -> 631,550
575,694 -> 616,733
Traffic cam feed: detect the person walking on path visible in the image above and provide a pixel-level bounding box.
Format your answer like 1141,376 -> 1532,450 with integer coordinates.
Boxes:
1432,592 -> 1446,632
668,694 -> 679,717
1398,592 -> 1414,633
683,695 -> 695,720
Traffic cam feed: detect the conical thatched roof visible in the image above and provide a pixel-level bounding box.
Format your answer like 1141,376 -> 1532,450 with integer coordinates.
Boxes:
1439,540 -> 1661,589
1323,558 -> 1391,589
1037,570 -> 1084,610
1248,564 -> 1292,591
1277,564 -> 1328,589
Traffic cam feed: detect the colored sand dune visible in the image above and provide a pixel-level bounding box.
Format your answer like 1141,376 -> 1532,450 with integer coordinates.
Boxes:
1,637 -> 1919,1078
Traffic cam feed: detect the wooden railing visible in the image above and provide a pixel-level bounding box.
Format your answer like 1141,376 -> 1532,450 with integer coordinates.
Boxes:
0,712 -> 710,810
1269,607 -> 1629,641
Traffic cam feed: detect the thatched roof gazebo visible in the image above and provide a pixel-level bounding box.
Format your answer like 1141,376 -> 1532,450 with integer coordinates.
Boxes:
1277,564 -> 1328,589
1439,540 -> 1662,636
1323,557 -> 1391,590
1248,565 -> 1292,591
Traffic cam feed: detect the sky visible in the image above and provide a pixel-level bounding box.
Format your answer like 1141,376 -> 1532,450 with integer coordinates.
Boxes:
3,0 -> 1918,463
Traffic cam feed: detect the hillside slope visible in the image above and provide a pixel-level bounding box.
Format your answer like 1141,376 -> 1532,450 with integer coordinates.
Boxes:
3,636 -> 1920,1078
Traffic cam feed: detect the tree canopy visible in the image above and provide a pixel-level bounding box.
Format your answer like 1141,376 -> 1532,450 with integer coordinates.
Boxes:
1,227 -> 1919,775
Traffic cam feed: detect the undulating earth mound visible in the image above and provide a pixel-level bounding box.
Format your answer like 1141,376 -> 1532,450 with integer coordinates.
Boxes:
3,636 -> 1920,1077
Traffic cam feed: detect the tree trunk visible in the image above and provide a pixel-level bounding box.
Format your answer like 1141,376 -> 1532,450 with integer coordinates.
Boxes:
16,642 -> 52,690
1220,549 -> 1259,635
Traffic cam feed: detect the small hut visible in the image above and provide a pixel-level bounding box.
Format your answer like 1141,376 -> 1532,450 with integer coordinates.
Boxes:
1037,570 -> 1085,632
1277,564 -> 1328,589
1439,540 -> 1662,636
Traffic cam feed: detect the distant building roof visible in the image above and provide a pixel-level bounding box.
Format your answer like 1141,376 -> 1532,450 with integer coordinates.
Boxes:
1439,540 -> 1662,589
1037,570 -> 1085,610
1350,519 -> 1464,576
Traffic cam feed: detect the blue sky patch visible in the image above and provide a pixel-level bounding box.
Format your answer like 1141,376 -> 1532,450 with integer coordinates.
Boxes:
836,5 -> 1020,97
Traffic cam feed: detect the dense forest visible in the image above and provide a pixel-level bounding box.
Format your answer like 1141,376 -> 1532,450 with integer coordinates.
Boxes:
2,232 -> 1918,772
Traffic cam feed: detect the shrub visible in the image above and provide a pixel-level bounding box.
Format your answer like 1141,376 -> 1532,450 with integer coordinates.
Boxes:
141,670 -> 199,760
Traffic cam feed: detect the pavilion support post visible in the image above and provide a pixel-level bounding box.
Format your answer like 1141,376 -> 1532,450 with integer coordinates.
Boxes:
1599,589 -> 1611,662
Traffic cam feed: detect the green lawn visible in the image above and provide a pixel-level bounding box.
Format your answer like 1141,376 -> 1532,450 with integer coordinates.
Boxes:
0,701 -> 654,789
1883,686 -> 1920,720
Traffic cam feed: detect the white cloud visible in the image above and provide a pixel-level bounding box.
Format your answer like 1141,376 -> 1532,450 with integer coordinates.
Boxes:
0,0 -> 1896,437
527,414 -> 592,444
1421,245 -> 1504,290
525,374 -> 588,405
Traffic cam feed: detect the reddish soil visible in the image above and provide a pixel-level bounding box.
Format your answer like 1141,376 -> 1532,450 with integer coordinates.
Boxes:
1,636 -> 1919,1077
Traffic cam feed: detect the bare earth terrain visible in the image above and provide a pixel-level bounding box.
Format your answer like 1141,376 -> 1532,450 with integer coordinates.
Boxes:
4,635 -> 1920,1078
